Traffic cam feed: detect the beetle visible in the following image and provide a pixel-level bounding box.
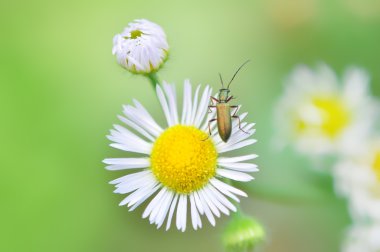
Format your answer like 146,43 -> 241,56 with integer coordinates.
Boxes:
205,60 -> 250,142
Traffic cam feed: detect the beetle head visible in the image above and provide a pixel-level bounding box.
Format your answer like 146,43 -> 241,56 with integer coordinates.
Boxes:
218,88 -> 230,102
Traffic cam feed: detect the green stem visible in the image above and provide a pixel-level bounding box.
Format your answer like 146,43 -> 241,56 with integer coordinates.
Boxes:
146,72 -> 160,89
240,183 -> 334,205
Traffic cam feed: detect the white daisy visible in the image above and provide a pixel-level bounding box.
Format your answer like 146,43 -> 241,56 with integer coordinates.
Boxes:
342,223 -> 380,252
274,63 -> 377,157
333,139 -> 380,222
104,80 -> 258,231
112,19 -> 169,74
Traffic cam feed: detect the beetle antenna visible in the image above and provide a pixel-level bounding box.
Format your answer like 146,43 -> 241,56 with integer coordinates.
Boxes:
227,60 -> 250,89
219,73 -> 224,88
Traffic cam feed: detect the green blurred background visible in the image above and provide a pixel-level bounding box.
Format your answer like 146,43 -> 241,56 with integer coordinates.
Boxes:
1,0 -> 380,251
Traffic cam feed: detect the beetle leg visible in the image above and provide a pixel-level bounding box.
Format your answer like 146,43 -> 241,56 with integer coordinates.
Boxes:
226,96 -> 234,103
208,105 -> 216,113
210,96 -> 220,104
231,106 -> 249,134
208,96 -> 219,112
202,118 -> 217,141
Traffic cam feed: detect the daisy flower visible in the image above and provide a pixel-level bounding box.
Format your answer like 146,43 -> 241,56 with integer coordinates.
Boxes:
112,19 -> 169,74
342,223 -> 380,252
104,81 -> 258,231
333,138 -> 380,222
274,63 -> 377,157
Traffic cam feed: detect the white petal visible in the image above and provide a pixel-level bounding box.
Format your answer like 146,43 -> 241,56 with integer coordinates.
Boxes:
214,187 -> 239,202
156,85 -> 173,126
132,99 -> 156,120
103,158 -> 150,170
231,123 -> 255,138
199,189 -> 220,217
109,125 -> 147,144
342,67 -> 369,107
150,190 -> 172,224
176,195 -> 185,230
207,184 -> 236,212
204,187 -> 229,215
216,123 -> 255,147
156,191 -> 175,228
123,105 -> 162,137
316,63 -> 339,90
118,115 -> 155,142
181,80 -> 192,124
218,154 -> 258,163
181,195 -> 187,232
193,86 -> 211,127
190,85 -> 201,124
163,83 -> 179,125
125,184 -> 159,207
114,170 -> 153,187
142,187 -> 167,219
129,184 -> 161,211
109,170 -> 151,185
217,169 -> 254,181
201,99 -> 217,131
202,114 -> 217,133
228,129 -> 256,145
119,181 -> 158,206
108,125 -> 152,154
114,174 -> 156,194
166,194 -> 179,231
192,192 -> 204,215
210,178 -> 247,198
218,139 -> 257,153
196,191 -> 216,226
190,194 -> 202,230
219,162 -> 258,172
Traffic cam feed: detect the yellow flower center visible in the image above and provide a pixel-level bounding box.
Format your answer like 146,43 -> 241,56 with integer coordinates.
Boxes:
151,125 -> 217,194
296,96 -> 351,138
372,151 -> 380,182
126,30 -> 143,39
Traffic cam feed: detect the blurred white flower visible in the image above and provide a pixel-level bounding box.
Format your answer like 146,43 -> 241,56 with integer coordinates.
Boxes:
274,63 -> 377,157
342,223 -> 380,252
334,139 -> 380,222
112,19 -> 169,74
104,80 -> 258,231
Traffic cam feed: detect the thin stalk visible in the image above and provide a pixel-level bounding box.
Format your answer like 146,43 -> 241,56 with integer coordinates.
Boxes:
146,72 -> 160,89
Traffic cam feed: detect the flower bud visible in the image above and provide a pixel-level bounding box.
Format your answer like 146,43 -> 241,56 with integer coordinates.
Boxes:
112,19 -> 169,74
222,215 -> 265,252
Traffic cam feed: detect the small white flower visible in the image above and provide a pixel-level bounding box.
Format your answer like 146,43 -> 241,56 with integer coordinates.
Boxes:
104,80 -> 258,231
333,139 -> 380,222
112,19 -> 169,74
274,63 -> 377,157
342,224 -> 380,252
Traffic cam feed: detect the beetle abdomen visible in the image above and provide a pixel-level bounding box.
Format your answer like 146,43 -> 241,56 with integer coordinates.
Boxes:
216,104 -> 232,142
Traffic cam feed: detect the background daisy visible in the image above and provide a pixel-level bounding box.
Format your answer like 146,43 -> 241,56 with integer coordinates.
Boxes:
342,224 -> 380,252
334,138 -> 380,222
274,63 -> 377,158
104,81 -> 258,231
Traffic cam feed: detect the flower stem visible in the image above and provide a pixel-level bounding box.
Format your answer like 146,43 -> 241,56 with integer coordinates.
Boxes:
241,182 -> 333,205
146,72 -> 160,89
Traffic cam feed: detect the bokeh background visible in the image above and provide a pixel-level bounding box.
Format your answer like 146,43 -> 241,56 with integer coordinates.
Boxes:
2,0 -> 380,251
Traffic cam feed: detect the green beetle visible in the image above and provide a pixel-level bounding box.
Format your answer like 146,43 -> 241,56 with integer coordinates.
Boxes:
206,60 -> 250,142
